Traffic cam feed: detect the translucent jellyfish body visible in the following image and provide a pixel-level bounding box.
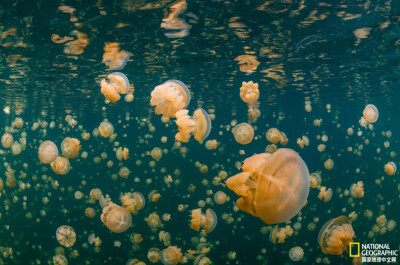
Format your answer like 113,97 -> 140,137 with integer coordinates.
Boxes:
289,246 -> 304,261
175,108 -> 211,142
101,203 -> 132,233
121,192 -> 145,213
232,123 -> 254,144
226,148 -> 310,224
384,162 -> 396,176
51,157 -> 70,175
1,133 -> 13,148
363,104 -> 379,123
266,128 -> 282,144
61,137 -> 81,159
56,225 -> 76,247
190,208 -> 217,233
38,140 -> 59,164
150,80 -> 190,117
160,246 -> 183,265
102,42 -> 132,70
98,120 -> 114,137
100,72 -> 129,103
11,142 -> 22,155
318,216 -> 355,255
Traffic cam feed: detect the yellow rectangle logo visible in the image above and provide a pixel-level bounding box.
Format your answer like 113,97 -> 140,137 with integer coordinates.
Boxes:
349,242 -> 360,257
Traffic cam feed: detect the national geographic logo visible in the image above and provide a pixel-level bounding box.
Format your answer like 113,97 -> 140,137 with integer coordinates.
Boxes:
349,242 -> 398,263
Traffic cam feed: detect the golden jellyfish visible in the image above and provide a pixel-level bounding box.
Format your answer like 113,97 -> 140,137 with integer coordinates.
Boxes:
384,162 -> 396,175
56,225 -> 76,247
269,225 -> 293,244
146,212 -> 164,231
102,42 -> 132,70
121,192 -> 145,213
100,72 -> 129,103
193,255 -> 212,265
350,181 -> 364,198
318,186 -> 333,202
175,108 -> 211,142
11,142 -> 22,155
98,120 -> 114,137
310,171 -> 322,188
239,81 -> 259,103
101,203 -> 132,233
53,254 -> 68,265
150,80 -> 190,117
232,123 -> 254,145
148,248 -> 161,263
318,216 -> 355,255
61,137 -> 81,159
213,191 -> 229,205
85,207 -> 96,218
363,104 -> 379,123
13,117 -> 23,128
119,167 -> 131,179
1,133 -> 13,148
226,148 -> 310,224
90,188 -> 102,201
151,147 -> 163,160
266,128 -> 282,144
190,208 -> 217,233
148,190 -> 161,202
324,159 -> 334,170
160,246 -> 183,265
51,157 -> 70,175
288,247 -> 304,261
38,141 -> 59,164
0,178 -> 3,192
116,147 -> 129,161
205,139 -> 218,150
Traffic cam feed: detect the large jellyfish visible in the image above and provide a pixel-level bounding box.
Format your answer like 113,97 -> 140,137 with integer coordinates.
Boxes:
226,148 -> 310,224
51,157 -> 70,175
175,108 -> 211,142
318,216 -> 355,255
38,140 -> 59,164
56,225 -> 76,247
150,80 -> 190,117
100,201 -> 132,233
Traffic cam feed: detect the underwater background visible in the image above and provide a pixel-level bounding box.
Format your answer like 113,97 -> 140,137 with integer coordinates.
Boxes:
0,0 -> 399,264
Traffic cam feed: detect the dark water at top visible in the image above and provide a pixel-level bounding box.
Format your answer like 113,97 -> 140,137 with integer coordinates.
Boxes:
0,0 -> 399,264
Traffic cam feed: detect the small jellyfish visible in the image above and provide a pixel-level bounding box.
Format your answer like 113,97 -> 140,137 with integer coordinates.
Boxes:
232,123 -> 254,145
190,208 -> 217,233
269,225 -> 293,244
116,147 -> 129,161
38,141 -> 59,164
148,190 -> 161,202
266,128 -> 281,144
289,246 -> 304,261
350,181 -> 364,198
119,167 -> 131,179
51,157 -> 70,175
146,212 -> 164,231
121,192 -> 145,213
193,255 -> 212,265
56,225 -> 76,247
1,133 -> 13,148
160,246 -> 183,265
100,203 -> 132,233
226,148 -> 310,224
98,120 -> 114,138
100,72 -> 129,103
147,248 -> 161,263
175,108 -> 211,142
61,137 -> 81,159
11,142 -> 22,155
384,162 -> 396,176
310,172 -> 322,188
150,80 -> 190,117
213,191 -> 229,205
53,254 -> 68,265
318,186 -> 333,202
363,104 -> 379,123
151,147 -> 163,160
318,216 -> 355,255
102,42 -> 132,70
205,139 -> 218,150
239,81 -> 259,103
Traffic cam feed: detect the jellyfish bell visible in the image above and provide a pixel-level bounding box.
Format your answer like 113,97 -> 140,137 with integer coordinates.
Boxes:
53,254 -> 68,265
121,192 -> 145,213
61,137 -> 81,159
363,104 -> 379,123
1,133 -> 13,148
232,123 -> 254,145
150,79 -> 190,117
98,120 -> 114,138
266,128 -> 282,144
101,203 -> 132,233
318,216 -> 355,255
51,157 -> 70,175
175,108 -> 211,143
56,225 -> 76,247
107,72 -> 129,94
11,142 -> 22,155
239,81 -> 259,103
289,246 -> 304,261
160,246 -> 183,265
384,162 -> 396,176
190,208 -> 217,233
226,148 -> 310,224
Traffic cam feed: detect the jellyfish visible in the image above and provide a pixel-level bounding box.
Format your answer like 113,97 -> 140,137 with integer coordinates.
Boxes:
116,147 -> 129,161
150,80 -> 190,117
100,72 -> 129,103
61,137 -> 81,159
213,191 -> 229,205
318,186 -> 332,202
232,123 -> 254,145
88,233 -> 102,246
226,148 -> 310,224
151,147 -> 163,160
100,203 -> 132,233
190,208 -> 217,233
119,167 -> 131,179
350,181 -> 364,198
193,255 -> 212,265
384,162 -> 396,175
318,216 -> 355,255
266,128 -> 281,144
324,159 -> 334,170
148,190 -> 161,202
90,188 -> 102,202
269,225 -> 293,244
205,140 -> 218,150
13,117 -> 23,128
98,120 -> 114,137
102,42 -> 132,70
175,108 -> 211,143
146,212 -> 164,231
310,171 -> 322,188
56,225 -> 76,247
160,246 -> 183,265
53,254 -> 68,265
121,192 -> 145,213
363,104 -> 379,123
51,157 -> 70,175
85,207 -> 96,218
38,140 -> 59,164
289,246 -> 304,261
11,142 -> 22,155
147,248 -> 161,263
239,81 -> 259,103
1,133 -> 13,148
